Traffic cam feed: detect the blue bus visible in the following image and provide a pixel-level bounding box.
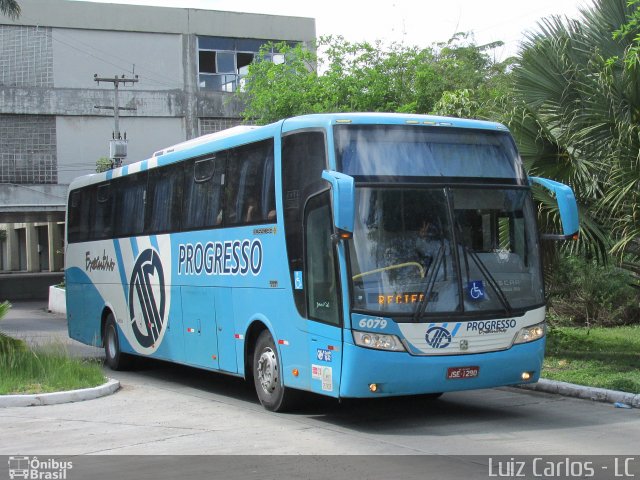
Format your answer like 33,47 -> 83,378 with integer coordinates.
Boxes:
65,113 -> 578,411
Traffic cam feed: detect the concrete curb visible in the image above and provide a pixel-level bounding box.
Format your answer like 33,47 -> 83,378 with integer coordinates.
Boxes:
0,378 -> 120,408
519,378 -> 640,408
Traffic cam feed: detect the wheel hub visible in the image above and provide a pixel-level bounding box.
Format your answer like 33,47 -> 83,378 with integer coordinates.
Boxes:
257,347 -> 278,394
107,330 -> 116,358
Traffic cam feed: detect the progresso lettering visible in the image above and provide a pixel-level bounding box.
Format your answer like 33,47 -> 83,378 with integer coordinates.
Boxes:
178,239 -> 263,276
466,319 -> 517,335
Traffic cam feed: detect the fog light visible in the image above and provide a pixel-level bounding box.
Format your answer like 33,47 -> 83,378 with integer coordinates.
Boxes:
369,383 -> 378,393
521,372 -> 532,381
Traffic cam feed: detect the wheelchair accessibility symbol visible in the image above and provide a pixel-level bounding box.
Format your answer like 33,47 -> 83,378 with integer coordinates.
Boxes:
467,280 -> 486,301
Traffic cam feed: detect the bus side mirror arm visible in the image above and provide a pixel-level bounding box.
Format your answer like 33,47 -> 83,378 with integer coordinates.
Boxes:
529,176 -> 580,241
322,170 -> 355,234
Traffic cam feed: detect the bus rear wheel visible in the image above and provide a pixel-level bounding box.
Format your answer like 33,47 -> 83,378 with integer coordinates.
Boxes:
104,314 -> 131,371
253,330 -> 298,412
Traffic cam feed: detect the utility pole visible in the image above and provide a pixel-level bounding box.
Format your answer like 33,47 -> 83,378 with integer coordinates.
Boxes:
94,74 -> 139,168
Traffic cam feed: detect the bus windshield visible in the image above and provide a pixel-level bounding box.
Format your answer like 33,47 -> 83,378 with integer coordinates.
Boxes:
348,187 -> 543,317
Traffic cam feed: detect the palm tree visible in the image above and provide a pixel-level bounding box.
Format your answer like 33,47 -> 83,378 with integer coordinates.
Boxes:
0,0 -> 20,19
509,0 -> 640,269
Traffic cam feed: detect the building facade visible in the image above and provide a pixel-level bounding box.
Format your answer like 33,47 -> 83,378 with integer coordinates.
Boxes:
0,0 -> 315,273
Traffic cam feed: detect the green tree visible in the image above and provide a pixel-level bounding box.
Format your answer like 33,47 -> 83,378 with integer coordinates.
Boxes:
238,35 -> 512,125
0,0 -> 20,19
508,0 -> 640,267
96,157 -> 113,173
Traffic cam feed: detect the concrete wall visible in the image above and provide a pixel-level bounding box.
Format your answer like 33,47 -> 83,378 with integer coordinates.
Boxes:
3,0 -> 316,42
56,116 -> 185,184
0,272 -> 64,301
52,29 -> 184,90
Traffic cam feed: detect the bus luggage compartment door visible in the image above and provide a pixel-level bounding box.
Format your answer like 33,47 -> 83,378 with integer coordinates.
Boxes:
180,286 -> 219,369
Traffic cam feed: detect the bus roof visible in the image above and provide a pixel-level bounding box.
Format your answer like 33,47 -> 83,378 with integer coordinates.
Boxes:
281,112 -> 509,133
68,113 -> 510,191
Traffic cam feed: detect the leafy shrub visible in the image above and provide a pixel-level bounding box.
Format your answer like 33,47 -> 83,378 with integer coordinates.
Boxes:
0,301 -> 25,352
546,255 -> 640,327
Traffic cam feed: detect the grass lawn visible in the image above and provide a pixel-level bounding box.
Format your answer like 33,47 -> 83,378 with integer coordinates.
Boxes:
543,325 -> 640,394
0,336 -> 106,395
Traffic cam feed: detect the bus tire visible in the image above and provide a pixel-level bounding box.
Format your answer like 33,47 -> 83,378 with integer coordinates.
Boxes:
104,314 -> 131,371
253,330 -> 297,412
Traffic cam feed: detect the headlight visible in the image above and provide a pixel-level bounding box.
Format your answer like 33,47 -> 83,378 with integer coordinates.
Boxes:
353,331 -> 406,352
513,322 -> 546,344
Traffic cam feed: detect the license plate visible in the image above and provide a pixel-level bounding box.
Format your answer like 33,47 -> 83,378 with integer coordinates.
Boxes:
447,366 -> 479,379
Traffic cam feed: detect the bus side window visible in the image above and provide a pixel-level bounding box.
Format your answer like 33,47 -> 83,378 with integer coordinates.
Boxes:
93,183 -> 114,240
262,151 -> 276,222
68,189 -> 93,243
182,155 -> 225,230
145,164 -> 183,234
113,174 -> 146,238
304,191 -> 340,325
224,138 -> 275,226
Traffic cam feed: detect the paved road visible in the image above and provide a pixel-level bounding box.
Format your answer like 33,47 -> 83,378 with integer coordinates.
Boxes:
1,302 -> 639,458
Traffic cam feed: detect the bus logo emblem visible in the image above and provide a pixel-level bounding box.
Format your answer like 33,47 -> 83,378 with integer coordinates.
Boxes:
129,248 -> 166,349
425,326 -> 453,349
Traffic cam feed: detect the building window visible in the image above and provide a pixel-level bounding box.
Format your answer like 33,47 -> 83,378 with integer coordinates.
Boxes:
197,36 -> 291,92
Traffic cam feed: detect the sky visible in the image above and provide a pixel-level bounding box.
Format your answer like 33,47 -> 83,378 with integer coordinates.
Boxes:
78,0 -> 592,60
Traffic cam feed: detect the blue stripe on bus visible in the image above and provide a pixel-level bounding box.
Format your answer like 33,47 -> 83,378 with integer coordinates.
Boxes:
106,170 -> 113,180
130,237 -> 139,259
451,323 -> 461,336
113,239 -> 129,305
150,235 -> 159,252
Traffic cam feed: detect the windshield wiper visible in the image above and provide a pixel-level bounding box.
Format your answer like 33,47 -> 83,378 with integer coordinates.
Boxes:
462,245 -> 513,315
412,243 -> 445,322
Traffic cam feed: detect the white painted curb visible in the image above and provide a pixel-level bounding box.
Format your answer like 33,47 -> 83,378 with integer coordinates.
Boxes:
519,378 -> 640,408
0,378 -> 120,408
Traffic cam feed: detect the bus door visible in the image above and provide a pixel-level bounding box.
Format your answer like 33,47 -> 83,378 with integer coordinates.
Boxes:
180,286 -> 219,369
303,190 -> 343,397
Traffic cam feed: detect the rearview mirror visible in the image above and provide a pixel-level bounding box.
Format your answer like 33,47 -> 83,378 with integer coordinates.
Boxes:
321,170 -> 355,233
529,176 -> 579,241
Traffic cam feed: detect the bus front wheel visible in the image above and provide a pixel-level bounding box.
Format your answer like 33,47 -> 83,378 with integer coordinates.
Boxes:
104,314 -> 131,371
253,330 -> 298,412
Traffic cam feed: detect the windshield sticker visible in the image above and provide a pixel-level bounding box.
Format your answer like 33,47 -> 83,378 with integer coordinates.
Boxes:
294,271 -> 303,290
467,280 -> 486,301
316,348 -> 332,362
496,279 -> 522,293
322,366 -> 333,391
